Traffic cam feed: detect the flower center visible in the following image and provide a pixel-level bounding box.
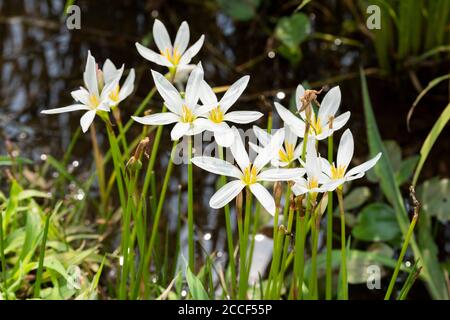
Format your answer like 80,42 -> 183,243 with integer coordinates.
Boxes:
161,47 -> 181,65
109,84 -> 120,103
278,143 -> 295,163
308,177 -> 319,189
309,116 -> 322,135
331,165 -> 346,179
209,107 -> 224,123
181,105 -> 195,123
242,165 -> 258,185
88,94 -> 100,108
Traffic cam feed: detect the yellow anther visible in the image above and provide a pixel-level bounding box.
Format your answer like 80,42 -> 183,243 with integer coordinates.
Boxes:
109,84 -> 120,103
278,143 -> 295,163
242,165 -> 258,185
181,105 -> 195,123
161,47 -> 181,65
209,107 -> 224,123
309,116 -> 322,135
308,177 -> 319,189
331,165 -> 346,179
88,94 -> 100,108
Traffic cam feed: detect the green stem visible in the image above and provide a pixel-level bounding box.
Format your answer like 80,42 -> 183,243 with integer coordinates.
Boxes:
238,188 -> 252,299
0,210 -> 7,300
326,133 -> 334,300
298,195 -> 311,299
142,140 -> 178,297
34,211 -> 52,298
219,147 -> 237,298
309,204 -> 320,300
385,213 -> 418,300
336,188 -> 348,299
187,136 -> 195,271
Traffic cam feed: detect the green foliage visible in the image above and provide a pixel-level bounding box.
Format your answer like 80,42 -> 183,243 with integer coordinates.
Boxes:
352,203 -> 401,242
217,0 -> 261,21
417,178 -> 450,223
275,13 -> 311,64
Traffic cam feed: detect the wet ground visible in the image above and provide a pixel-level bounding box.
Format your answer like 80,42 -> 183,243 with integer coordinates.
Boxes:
1,0 -> 449,299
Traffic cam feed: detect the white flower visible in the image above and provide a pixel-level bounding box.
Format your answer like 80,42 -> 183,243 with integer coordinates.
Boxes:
250,125 -> 303,167
100,59 -> 135,107
274,85 -> 350,140
199,76 -> 263,147
319,129 -> 382,190
291,138 -> 335,196
41,51 -> 114,133
132,64 -> 212,140
191,127 -> 305,215
135,19 -> 204,71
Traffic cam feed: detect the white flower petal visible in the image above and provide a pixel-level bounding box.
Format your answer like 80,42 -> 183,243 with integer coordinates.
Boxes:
151,69 -> 183,114
318,86 -> 341,121
305,138 -> 321,179
174,64 -> 196,84
185,63 -> 204,108
210,180 -> 245,209
230,127 -> 250,172
295,84 -> 305,111
83,51 -> 99,97
293,142 -> 304,161
223,111 -> 262,124
179,35 -> 205,66
153,19 -> 172,52
274,102 -> 306,138
132,113 -> 179,126
191,156 -> 242,178
250,183 -> 276,215
41,104 -> 90,114
174,21 -> 190,55
219,75 -> 250,112
102,59 -> 118,84
253,128 -> 285,170
70,87 -> 90,105
337,129 -> 354,169
171,122 -> 190,140
118,69 -> 135,101
213,125 -> 234,147
258,168 -> 305,182
249,141 -> 264,154
319,157 -> 332,177
284,124 -> 298,146
330,111 -> 350,132
199,80 -> 218,106
345,152 -> 382,177
80,110 -> 96,133
291,178 -> 308,196
253,125 -> 271,146
135,43 -> 172,67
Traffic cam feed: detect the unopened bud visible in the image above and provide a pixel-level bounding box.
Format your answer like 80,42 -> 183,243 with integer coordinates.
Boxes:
273,181 -> 283,206
236,191 -> 243,214
126,156 -> 142,171
96,65 -> 104,92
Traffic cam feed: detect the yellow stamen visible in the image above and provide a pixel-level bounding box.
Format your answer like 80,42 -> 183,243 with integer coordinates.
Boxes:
209,107 -> 224,123
242,165 -> 258,185
278,143 -> 295,163
181,105 -> 195,123
161,47 -> 181,65
309,116 -> 322,135
88,94 -> 100,108
331,165 -> 346,179
109,84 -> 120,103
308,177 -> 319,189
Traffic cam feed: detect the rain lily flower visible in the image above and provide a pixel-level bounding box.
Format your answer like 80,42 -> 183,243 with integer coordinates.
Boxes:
319,129 -> 382,190
250,125 -> 303,167
100,59 -> 135,108
135,19 -> 204,74
274,85 -> 350,140
41,51 -> 115,133
191,127 -> 305,215
132,64 -> 212,140
291,139 -> 334,197
199,76 -> 263,147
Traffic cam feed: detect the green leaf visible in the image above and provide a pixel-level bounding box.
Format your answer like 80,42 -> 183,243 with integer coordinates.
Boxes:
360,68 -> 448,299
352,203 -> 401,241
186,267 -> 209,300
412,102 -> 450,186
275,13 -> 311,48
0,155 -> 33,166
18,190 -> 51,201
217,0 -> 260,21
417,178 -> 450,223
343,186 -> 371,210
396,155 -> 419,186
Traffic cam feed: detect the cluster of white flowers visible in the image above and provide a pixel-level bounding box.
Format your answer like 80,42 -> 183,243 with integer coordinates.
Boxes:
41,19 -> 381,215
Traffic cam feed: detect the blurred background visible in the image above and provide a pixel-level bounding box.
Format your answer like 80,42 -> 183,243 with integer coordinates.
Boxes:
0,0 -> 449,299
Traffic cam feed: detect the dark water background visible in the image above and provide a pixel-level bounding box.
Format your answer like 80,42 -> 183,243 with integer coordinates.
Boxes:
1,0 -> 449,299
